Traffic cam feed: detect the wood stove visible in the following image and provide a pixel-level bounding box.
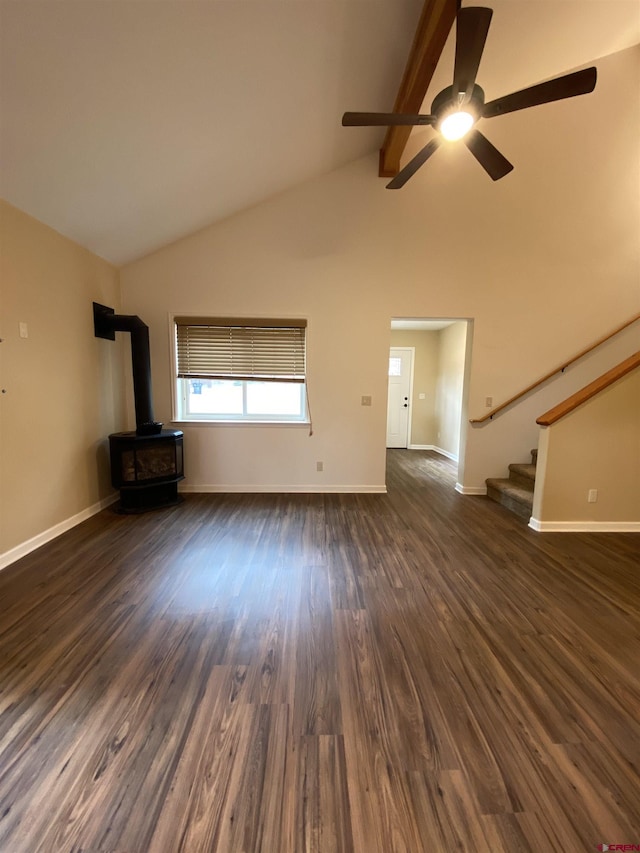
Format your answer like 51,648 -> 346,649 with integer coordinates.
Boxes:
109,429 -> 184,512
94,302 -> 184,513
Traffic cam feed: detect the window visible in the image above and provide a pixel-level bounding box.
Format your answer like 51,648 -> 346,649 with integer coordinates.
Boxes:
174,317 -> 307,423
388,356 -> 402,376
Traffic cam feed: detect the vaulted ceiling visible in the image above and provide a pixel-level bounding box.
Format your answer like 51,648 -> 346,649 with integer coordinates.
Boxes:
1,0 -> 639,265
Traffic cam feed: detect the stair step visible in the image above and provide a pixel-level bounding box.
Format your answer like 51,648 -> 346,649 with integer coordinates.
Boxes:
508,463 -> 536,487
485,449 -> 538,522
486,478 -> 534,521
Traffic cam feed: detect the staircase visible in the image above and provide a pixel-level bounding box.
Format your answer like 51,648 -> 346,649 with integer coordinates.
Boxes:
486,449 -> 537,520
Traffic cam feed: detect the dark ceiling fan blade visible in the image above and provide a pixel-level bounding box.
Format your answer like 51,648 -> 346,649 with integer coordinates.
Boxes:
453,7 -> 493,103
483,67 -> 597,118
464,129 -> 513,180
342,112 -> 435,127
386,138 -> 442,189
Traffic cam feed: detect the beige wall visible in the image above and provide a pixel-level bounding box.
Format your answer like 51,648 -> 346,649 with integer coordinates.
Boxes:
434,322 -> 467,460
0,201 -> 124,562
389,330 -> 439,446
118,46 -> 639,495
532,369 -> 640,526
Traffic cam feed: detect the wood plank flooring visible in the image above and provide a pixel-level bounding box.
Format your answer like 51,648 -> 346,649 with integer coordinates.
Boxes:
0,450 -> 638,852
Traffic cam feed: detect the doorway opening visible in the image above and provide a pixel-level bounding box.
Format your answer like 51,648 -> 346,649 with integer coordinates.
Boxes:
386,317 -> 473,485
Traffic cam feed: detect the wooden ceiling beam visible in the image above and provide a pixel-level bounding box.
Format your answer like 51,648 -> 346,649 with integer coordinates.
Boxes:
379,0 -> 460,177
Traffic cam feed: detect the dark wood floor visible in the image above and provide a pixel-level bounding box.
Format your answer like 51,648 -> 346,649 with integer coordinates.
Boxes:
0,450 -> 638,852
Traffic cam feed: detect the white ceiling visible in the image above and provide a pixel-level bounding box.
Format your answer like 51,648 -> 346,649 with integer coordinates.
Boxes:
391,319 -> 456,331
1,1 -> 639,266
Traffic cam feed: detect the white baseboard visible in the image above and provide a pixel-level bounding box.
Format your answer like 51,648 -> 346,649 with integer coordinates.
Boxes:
408,444 -> 458,462
529,518 -> 640,533
180,484 -> 387,495
455,483 -> 488,495
0,493 -> 119,572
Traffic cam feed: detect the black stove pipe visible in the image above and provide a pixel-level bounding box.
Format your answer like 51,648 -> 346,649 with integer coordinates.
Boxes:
93,302 -> 162,436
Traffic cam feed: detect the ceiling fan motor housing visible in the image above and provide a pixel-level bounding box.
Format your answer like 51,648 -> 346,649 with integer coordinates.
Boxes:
431,84 -> 485,129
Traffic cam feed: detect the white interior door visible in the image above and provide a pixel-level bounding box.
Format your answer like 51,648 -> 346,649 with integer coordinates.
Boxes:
386,347 -> 413,448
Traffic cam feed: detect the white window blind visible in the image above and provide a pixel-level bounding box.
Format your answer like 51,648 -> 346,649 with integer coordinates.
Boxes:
175,317 -> 306,383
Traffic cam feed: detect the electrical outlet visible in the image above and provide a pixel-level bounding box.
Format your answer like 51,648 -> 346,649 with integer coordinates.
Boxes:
316,461 -> 323,472
588,489 -> 598,503
419,393 -> 425,400
361,395 -> 372,406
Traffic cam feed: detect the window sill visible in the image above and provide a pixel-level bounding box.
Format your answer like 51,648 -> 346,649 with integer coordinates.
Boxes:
171,419 -> 311,429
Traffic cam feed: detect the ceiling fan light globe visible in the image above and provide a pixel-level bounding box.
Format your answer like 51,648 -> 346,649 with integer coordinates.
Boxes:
439,110 -> 475,141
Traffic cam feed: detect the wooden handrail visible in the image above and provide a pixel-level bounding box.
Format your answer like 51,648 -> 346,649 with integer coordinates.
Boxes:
536,351 -> 640,426
469,312 -> 640,424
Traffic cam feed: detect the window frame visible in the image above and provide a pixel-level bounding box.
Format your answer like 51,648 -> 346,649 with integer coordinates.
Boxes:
169,314 -> 310,426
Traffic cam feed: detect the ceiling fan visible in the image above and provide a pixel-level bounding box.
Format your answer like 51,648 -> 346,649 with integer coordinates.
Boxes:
342,6 -> 597,189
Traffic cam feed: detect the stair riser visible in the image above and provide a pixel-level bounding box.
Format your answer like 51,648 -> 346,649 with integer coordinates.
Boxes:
486,486 -> 533,521
508,471 -> 536,490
